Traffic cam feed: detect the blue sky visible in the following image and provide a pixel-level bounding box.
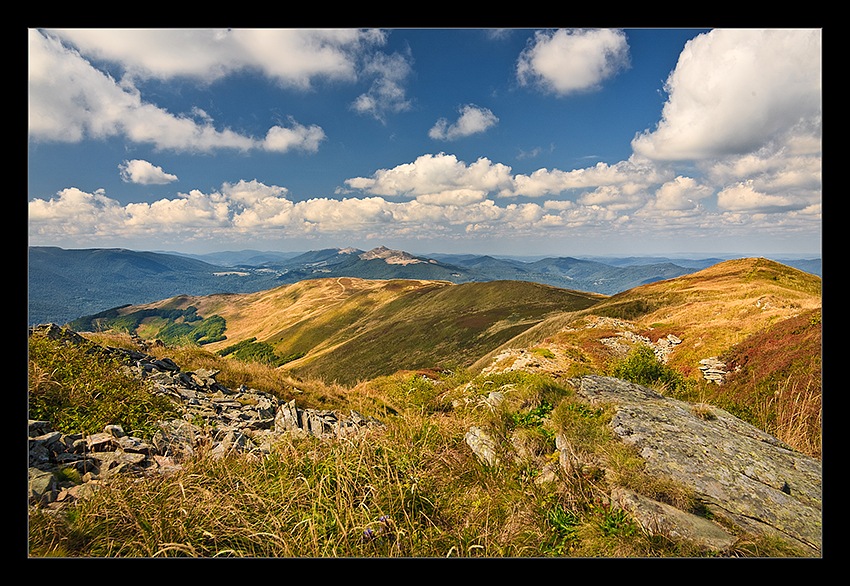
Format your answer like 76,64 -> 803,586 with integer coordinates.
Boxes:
28,28 -> 822,257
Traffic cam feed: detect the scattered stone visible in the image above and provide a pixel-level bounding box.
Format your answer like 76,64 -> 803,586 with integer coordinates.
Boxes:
27,324 -> 386,509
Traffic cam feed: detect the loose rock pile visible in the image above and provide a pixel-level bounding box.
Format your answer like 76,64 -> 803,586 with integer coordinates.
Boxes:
28,324 -> 385,509
698,357 -> 728,384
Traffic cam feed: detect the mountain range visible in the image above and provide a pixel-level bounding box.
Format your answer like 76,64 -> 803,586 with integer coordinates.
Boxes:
27,245 -> 821,327
65,257 -> 822,391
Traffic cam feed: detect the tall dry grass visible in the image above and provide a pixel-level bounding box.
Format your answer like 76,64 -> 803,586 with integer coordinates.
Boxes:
755,378 -> 822,459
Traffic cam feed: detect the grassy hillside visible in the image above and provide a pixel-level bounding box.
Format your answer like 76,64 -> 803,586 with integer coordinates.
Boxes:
87,277 -> 605,386
478,258 -> 821,376
28,258 -> 823,557
288,280 -> 604,384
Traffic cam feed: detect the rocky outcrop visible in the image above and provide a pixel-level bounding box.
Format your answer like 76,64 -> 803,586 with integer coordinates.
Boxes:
462,374 -> 822,556
572,376 -> 821,556
27,324 -> 385,509
698,357 -> 728,384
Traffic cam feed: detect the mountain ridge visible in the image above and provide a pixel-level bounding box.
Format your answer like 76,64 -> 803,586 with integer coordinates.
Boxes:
28,245 -> 821,327
68,257 -> 821,390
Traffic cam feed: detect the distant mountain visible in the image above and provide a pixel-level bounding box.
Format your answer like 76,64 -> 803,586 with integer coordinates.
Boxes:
577,255 -> 821,276
27,245 -> 821,327
28,247 -> 282,326
167,249 -> 302,267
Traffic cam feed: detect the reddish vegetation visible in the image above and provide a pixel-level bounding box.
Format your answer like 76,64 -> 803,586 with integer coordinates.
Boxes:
722,309 -> 821,391
716,308 -> 822,458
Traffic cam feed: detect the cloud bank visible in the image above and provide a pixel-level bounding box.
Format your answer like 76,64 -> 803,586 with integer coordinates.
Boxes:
28,28 -> 821,254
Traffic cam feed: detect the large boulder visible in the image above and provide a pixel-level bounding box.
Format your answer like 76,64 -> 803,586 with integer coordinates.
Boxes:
573,376 -> 822,556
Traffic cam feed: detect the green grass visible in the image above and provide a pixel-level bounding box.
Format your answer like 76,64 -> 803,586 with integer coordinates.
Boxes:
28,333 -> 178,439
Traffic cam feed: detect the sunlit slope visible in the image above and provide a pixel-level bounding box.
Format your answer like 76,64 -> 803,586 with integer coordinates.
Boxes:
474,257 -> 822,378
283,280 -> 605,384
127,277 -> 605,384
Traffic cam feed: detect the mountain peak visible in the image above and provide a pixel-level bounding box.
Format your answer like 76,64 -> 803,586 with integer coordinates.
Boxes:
359,246 -> 425,265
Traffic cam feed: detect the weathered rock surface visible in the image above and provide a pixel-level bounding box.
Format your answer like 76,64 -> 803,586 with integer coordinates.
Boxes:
572,375 -> 822,556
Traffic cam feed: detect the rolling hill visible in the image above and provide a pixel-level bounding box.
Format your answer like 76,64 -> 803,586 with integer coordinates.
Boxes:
72,277 -> 604,385
471,257 -> 822,380
29,245 -> 821,328
69,257 -> 820,393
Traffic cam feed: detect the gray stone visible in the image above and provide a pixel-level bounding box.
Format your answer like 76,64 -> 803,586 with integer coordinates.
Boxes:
574,375 -> 821,556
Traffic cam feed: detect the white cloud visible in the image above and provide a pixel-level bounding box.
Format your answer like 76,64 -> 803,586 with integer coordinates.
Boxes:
28,188 -> 126,234
415,189 -> 488,206
648,176 -> 713,211
577,185 -> 644,211
46,28 -> 387,88
28,173 -> 822,250
516,29 -> 630,96
119,159 -> 178,185
28,29 -> 371,153
345,153 -> 515,198
510,157 -> 673,198
429,104 -> 499,140
632,29 -> 822,161
350,50 -> 414,122
716,180 -> 801,213
263,121 -> 326,153
29,29 -> 259,152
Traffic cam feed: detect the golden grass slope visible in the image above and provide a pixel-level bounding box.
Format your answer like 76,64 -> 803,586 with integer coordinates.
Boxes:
475,257 -> 822,379
129,277 -> 605,385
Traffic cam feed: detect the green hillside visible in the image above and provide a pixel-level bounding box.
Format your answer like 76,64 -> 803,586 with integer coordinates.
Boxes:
79,277 -> 605,386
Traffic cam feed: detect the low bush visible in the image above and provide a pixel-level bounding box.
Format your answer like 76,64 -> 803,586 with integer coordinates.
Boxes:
609,344 -> 684,392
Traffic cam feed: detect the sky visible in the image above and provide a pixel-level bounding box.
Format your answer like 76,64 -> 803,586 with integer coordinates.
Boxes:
27,28 -> 823,258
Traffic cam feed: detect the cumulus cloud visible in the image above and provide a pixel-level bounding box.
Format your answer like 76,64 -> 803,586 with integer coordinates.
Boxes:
263,121 -> 326,153
46,28 -> 387,88
415,189 -> 488,206
28,170 -> 822,249
632,29 -> 822,161
119,159 -> 178,185
716,180 -> 802,213
516,29 -> 630,96
345,153 -> 515,198
429,105 -> 499,140
647,176 -> 714,211
350,50 -> 414,122
28,29 -> 389,153
29,29 -> 266,152
510,157 -> 673,198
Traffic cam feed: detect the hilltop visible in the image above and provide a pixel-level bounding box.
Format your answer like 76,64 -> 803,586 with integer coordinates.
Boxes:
475,257 -> 822,377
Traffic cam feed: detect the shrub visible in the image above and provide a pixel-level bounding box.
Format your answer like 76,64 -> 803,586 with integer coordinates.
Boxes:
609,344 -> 683,391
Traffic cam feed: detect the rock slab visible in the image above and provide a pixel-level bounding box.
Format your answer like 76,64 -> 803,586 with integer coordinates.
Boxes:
574,375 -> 822,556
